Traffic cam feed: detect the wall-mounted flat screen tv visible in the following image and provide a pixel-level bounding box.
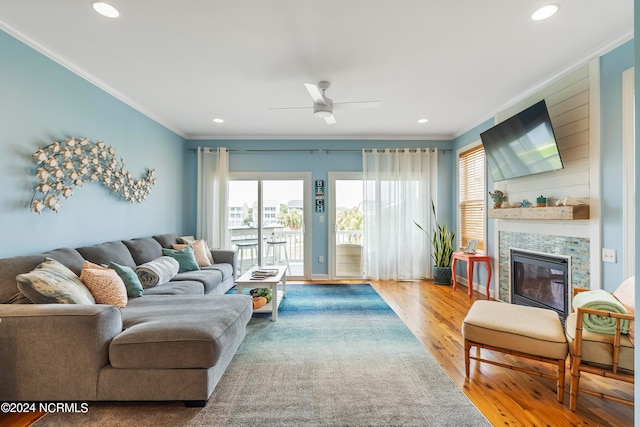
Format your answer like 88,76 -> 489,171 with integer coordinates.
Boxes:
480,100 -> 563,182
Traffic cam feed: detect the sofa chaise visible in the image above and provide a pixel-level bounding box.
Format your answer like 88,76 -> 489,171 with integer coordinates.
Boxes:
0,233 -> 252,406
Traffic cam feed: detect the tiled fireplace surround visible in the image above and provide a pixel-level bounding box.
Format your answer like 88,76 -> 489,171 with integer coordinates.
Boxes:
497,231 -> 590,303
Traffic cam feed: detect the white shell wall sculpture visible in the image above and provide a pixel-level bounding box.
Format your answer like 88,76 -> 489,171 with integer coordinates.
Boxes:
31,137 -> 156,213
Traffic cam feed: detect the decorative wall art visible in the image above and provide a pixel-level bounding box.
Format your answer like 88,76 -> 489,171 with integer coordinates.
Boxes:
30,137 -> 156,213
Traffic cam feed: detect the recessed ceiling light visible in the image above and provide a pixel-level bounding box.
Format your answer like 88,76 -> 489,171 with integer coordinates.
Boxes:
212,118 -> 224,124
417,118 -> 429,124
91,1 -> 120,18
532,4 -> 559,21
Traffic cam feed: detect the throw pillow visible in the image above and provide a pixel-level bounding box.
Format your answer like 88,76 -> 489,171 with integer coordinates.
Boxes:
109,262 -> 144,298
16,257 -> 95,304
80,264 -> 128,308
162,246 -> 200,273
172,239 -> 212,267
177,236 -> 214,264
613,276 -> 635,345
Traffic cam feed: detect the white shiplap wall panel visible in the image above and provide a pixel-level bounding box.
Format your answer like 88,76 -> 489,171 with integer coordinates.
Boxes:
494,65 -> 590,205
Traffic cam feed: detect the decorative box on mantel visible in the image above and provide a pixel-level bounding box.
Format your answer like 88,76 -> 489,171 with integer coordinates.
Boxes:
488,205 -> 589,220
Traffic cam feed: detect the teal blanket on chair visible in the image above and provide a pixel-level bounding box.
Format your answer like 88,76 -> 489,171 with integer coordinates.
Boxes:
572,289 -> 629,335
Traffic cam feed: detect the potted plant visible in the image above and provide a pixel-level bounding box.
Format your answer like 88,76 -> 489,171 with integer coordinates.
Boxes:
414,201 -> 456,285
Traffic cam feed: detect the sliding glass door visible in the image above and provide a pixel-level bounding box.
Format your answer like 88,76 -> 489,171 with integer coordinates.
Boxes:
228,173 -> 311,279
329,172 -> 364,279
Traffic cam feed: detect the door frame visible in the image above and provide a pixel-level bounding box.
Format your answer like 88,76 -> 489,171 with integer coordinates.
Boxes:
328,171 -> 364,280
229,171 -> 312,280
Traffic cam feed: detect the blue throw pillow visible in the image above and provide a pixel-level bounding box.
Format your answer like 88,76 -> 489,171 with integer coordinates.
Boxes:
108,262 -> 144,297
162,246 -> 200,273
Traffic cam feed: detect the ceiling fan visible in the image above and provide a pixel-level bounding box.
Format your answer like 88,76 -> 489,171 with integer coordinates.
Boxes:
270,81 -> 381,124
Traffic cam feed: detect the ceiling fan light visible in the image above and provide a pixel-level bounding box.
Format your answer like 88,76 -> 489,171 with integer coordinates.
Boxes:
532,4 -> 559,21
91,1 -> 120,18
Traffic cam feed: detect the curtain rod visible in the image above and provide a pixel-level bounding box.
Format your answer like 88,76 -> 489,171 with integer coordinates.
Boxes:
323,148 -> 451,153
188,147 -> 450,154
189,148 -> 319,153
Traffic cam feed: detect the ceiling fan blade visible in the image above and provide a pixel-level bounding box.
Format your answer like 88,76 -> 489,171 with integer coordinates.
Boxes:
333,101 -> 382,110
324,114 -> 336,124
268,106 -> 312,110
304,83 -> 326,105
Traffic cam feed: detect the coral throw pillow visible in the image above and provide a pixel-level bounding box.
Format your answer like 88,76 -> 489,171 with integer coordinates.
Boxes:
80,261 -> 128,308
172,239 -> 212,267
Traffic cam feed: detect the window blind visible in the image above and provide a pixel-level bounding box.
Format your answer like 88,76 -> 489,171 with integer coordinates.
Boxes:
458,145 -> 485,251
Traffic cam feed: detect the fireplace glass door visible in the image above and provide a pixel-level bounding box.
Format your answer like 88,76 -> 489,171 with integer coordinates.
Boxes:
511,250 -> 569,322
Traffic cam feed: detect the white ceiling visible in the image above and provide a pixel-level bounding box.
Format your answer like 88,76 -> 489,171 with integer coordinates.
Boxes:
0,1 -> 633,140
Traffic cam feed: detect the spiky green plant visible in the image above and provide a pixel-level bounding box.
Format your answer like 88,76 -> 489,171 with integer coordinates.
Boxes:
414,201 -> 455,267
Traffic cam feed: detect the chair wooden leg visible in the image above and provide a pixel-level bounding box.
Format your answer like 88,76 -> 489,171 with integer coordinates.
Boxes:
569,354 -> 581,411
464,339 -> 471,377
557,358 -> 566,403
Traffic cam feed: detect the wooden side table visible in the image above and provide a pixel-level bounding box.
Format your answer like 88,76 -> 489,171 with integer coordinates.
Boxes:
451,252 -> 492,298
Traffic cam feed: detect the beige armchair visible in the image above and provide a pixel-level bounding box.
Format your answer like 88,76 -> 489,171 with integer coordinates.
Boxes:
565,280 -> 635,411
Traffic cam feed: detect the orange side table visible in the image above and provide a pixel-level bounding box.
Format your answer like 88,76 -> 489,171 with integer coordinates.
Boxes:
451,252 -> 492,298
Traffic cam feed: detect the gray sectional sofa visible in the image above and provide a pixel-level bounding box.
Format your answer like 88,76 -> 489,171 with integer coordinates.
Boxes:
0,233 -> 252,406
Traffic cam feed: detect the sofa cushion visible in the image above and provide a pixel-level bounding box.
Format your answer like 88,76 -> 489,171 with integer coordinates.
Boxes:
16,258 -> 95,305
142,280 -> 205,295
110,294 -> 252,369
108,262 -> 144,298
80,262 -> 128,308
172,269 -> 223,294
0,254 -> 45,304
566,312 -> 634,372
122,238 -> 163,265
162,246 -> 200,273
202,263 -> 234,281
152,233 -> 179,249
76,241 -> 137,269
43,247 -> 85,276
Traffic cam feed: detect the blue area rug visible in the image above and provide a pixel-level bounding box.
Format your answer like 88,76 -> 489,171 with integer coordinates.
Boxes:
214,283 -> 490,426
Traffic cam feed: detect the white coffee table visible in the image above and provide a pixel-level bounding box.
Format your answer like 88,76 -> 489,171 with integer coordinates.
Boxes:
235,265 -> 287,321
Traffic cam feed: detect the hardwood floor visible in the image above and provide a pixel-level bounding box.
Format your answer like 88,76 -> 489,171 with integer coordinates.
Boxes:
370,279 -> 634,427
1,279 -> 633,426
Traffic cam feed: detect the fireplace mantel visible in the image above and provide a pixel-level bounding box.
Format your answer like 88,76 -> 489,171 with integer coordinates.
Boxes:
488,205 -> 589,220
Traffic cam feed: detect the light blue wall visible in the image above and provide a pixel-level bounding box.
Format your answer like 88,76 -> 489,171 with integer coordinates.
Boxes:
183,139 -> 452,275
600,39 -> 635,290
0,30 -> 186,257
450,119 -> 495,287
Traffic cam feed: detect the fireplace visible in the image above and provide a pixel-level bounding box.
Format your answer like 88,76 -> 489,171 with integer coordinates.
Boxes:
510,249 -> 570,324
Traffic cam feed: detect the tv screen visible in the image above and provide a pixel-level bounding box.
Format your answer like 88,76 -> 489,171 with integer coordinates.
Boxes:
480,100 -> 563,182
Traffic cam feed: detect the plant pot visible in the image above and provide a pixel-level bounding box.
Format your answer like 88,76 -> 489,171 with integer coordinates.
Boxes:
433,266 -> 452,285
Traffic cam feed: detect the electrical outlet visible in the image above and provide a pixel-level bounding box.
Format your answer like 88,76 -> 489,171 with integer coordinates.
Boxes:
318,256 -> 324,263
602,248 -> 617,263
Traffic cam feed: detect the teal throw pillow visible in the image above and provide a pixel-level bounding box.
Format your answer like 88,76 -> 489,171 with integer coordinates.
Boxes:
162,246 -> 200,273
108,262 -> 144,298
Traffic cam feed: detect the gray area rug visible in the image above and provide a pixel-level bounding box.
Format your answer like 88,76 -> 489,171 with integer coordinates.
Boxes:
36,284 -> 489,426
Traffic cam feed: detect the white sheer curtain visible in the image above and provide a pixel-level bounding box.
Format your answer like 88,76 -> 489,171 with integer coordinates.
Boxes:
362,148 -> 438,280
196,147 -> 229,249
